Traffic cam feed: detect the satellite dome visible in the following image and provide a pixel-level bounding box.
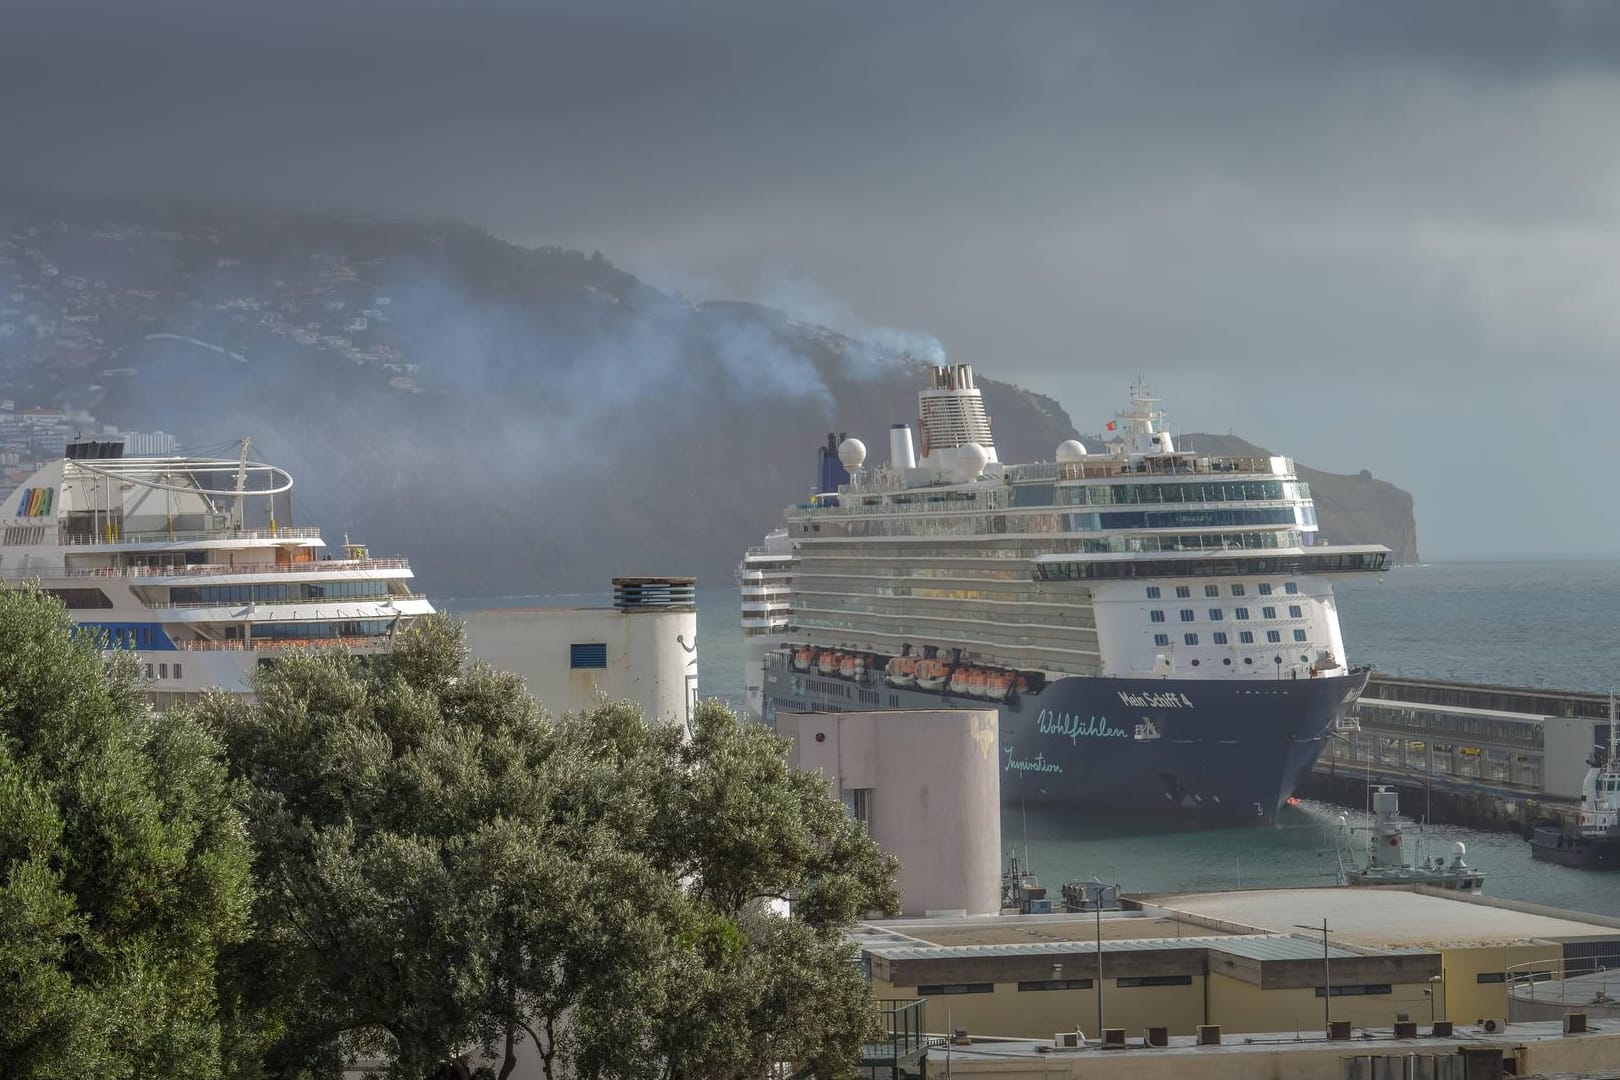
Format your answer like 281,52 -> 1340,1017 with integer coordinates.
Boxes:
957,442 -> 990,480
1452,841 -> 1467,857
837,437 -> 867,470
1056,439 -> 1088,463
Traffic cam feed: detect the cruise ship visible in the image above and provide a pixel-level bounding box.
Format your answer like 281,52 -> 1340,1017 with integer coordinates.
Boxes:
742,365 -> 1389,823
736,527 -> 793,721
0,438 -> 435,708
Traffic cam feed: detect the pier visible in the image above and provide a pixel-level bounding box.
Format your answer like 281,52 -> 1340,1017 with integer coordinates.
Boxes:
1305,674 -> 1614,834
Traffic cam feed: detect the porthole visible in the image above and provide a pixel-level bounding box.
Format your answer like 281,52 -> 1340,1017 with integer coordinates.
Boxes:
1223,658 -> 1232,666
1244,657 -> 1254,665
1191,659 -> 1200,666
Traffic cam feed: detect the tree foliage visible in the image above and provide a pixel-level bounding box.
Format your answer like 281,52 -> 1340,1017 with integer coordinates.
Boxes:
208,614 -> 897,1079
0,584 -> 254,1079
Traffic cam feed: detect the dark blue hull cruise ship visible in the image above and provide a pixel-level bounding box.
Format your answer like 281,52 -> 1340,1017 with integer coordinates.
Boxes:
740,365 -> 1387,825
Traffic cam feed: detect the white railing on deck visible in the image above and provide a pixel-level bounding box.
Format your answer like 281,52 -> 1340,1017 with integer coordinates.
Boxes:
61,526 -> 324,545
173,636 -> 395,652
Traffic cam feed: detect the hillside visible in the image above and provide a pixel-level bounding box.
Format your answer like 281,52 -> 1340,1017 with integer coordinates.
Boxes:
0,195 -> 1416,594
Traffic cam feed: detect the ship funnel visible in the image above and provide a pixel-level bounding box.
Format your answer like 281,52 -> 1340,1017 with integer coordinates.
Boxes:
889,423 -> 917,470
918,363 -> 998,473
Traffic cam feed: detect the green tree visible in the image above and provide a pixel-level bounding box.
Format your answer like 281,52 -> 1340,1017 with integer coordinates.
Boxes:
213,614 -> 896,1080
0,584 -> 254,1079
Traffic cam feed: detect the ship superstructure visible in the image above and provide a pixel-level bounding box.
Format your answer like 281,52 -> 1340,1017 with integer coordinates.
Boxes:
736,527 -> 793,721
0,438 -> 434,708
746,364 -> 1390,822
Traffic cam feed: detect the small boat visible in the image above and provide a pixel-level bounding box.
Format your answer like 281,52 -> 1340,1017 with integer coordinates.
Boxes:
915,658 -> 949,692
985,670 -> 1013,702
791,646 -> 816,673
817,651 -> 842,676
884,656 -> 917,688
965,668 -> 988,698
839,655 -> 865,680
1532,696 -> 1620,869
1338,787 -> 1484,891
949,666 -> 974,696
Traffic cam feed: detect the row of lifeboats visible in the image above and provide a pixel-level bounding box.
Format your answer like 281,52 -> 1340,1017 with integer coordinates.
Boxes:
789,646 -> 1027,702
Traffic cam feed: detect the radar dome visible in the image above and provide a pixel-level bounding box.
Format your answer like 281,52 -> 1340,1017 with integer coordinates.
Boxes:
957,442 -> 990,480
837,437 -> 867,470
1056,439 -> 1088,463
1452,841 -> 1467,857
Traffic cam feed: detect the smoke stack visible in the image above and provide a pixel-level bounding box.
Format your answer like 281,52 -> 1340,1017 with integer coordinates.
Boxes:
889,423 -> 916,470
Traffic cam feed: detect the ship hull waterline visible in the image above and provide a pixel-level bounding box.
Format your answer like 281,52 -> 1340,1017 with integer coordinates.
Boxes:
1530,827 -> 1620,870
763,654 -> 1369,826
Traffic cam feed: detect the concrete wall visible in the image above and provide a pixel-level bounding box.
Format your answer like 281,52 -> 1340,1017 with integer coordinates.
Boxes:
780,709 -> 1001,916
461,606 -> 697,729
872,974 -> 1205,1041
1439,942 -> 1558,1025
1207,973 -> 1438,1034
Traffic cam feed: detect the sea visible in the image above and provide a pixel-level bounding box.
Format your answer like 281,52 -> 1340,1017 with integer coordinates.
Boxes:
448,560 -> 1620,918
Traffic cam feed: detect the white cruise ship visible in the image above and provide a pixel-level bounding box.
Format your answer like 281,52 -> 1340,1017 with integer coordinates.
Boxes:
0,438 -> 435,708
744,365 -> 1389,823
735,526 -> 793,721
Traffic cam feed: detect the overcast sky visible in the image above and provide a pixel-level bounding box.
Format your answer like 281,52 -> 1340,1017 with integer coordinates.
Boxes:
4,0 -> 1618,558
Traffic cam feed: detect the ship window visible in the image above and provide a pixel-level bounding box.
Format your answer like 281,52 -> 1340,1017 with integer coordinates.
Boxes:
1150,610 -> 1165,623
1213,632 -> 1228,645
1258,583 -> 1273,595
569,643 -> 608,669
43,587 -> 114,609
1208,609 -> 1223,621
159,663 -> 168,679
1180,609 -> 1194,622
173,663 -> 182,680
1183,633 -> 1198,646
1152,634 -> 1169,647
145,663 -> 154,679
1234,608 -> 1250,620
1175,586 -> 1191,598
1244,657 -> 1254,664
1266,630 -> 1282,643
1284,582 -> 1299,594
1204,584 -> 1220,597
1240,631 -> 1254,644
1293,630 -> 1308,642
1230,584 -> 1246,596
1145,586 -> 1161,599
1289,605 -> 1303,618
1262,606 -> 1277,619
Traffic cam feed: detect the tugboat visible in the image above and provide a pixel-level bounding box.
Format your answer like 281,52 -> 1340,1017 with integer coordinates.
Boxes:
1532,701 -> 1620,869
1338,787 -> 1485,891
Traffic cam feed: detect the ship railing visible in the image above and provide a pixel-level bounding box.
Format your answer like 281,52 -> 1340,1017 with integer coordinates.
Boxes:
147,592 -> 428,610
50,558 -> 413,579
173,635 -> 395,652
60,526 -> 324,545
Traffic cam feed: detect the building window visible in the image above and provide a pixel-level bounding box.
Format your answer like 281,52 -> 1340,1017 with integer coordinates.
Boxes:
1289,605 -> 1303,619
917,983 -> 994,996
1018,979 -> 1095,991
1146,586 -> 1161,599
1204,584 -> 1220,597
1180,609 -> 1195,622
1230,584 -> 1246,596
1239,631 -> 1254,644
1316,984 -> 1392,997
1234,607 -> 1250,620
1284,582 -> 1299,595
1208,609 -> 1224,621
1154,634 -> 1170,647
1476,972 -> 1506,984
1293,629 -> 1308,642
1117,975 -> 1194,988
1150,610 -> 1166,623
1266,630 -> 1282,643
1258,583 -> 1273,595
570,642 -> 609,669
1183,633 -> 1198,646
1175,585 -> 1191,598
1213,632 -> 1228,645
1262,606 -> 1277,619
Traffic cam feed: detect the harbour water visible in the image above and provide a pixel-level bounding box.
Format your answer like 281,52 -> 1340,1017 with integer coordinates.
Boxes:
448,560 -> 1620,918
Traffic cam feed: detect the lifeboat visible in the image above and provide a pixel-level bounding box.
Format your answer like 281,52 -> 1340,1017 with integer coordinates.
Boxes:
840,654 -> 865,680
984,670 -> 1014,702
792,646 -> 816,672
915,659 -> 949,692
885,656 -> 917,688
949,666 -> 974,696
965,669 -> 989,698
818,651 -> 842,676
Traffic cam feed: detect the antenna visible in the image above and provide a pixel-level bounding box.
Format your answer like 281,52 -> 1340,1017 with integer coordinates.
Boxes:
232,437 -> 251,531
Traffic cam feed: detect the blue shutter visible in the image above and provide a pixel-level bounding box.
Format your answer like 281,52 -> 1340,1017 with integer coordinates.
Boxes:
570,643 -> 608,669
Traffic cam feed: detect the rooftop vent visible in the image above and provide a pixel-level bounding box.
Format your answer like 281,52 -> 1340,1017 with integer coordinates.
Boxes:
65,439 -> 125,460
612,577 -> 697,613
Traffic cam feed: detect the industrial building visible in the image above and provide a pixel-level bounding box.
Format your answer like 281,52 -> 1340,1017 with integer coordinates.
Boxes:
459,577 -> 698,729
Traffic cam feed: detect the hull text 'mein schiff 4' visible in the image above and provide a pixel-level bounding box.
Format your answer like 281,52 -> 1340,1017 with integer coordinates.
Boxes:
1,437 -> 435,709
740,365 -> 1388,823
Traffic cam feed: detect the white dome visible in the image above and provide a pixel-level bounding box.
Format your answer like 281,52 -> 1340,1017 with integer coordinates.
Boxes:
1452,841 -> 1467,857
957,442 -> 990,480
837,437 -> 867,470
1056,439 -> 1088,463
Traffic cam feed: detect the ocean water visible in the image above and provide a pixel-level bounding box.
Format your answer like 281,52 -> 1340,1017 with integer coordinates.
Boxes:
449,560 -> 1620,917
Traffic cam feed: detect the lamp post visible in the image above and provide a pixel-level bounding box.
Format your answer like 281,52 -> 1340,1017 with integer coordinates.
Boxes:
1427,975 -> 1442,1024
1295,920 -> 1334,1035
1096,900 -> 1105,1042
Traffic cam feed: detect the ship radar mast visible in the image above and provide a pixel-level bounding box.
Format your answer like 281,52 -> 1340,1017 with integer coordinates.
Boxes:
1113,377 -> 1175,458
